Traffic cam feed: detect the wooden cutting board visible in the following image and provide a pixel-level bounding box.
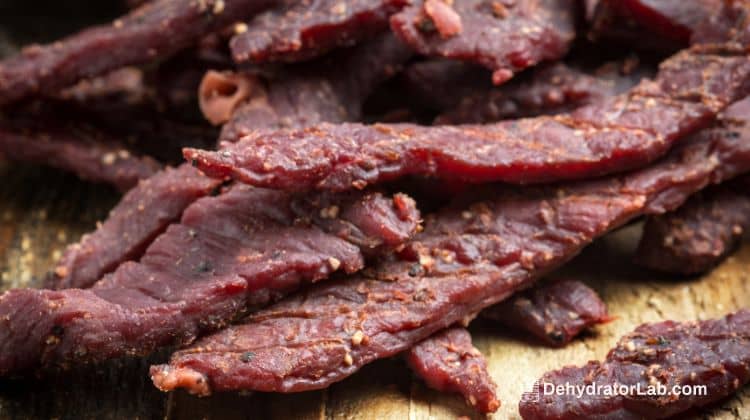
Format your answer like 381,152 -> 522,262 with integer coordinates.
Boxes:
1,162 -> 748,420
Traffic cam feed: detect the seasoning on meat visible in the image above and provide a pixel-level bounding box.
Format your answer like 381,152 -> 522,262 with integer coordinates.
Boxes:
185,45 -> 750,192
0,118 -> 160,192
406,327 -> 500,413
0,187 -> 419,374
435,60 -> 651,124
630,96 -> 750,275
390,0 -> 577,84
482,279 -> 611,346
519,310 -> 750,419
0,0 -> 276,105
48,165 -> 220,290
230,0 -> 408,64
636,175 -> 750,275
219,33 -> 412,141
151,113 -> 750,395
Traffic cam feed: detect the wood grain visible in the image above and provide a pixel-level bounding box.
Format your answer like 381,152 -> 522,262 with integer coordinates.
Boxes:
1,160 -> 748,419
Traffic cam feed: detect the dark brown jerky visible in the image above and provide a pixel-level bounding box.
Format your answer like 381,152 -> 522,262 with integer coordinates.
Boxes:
48,165 -> 220,290
406,327 -> 500,413
186,44 -> 750,192
0,186 -> 419,375
0,0 -> 276,105
0,119 -> 160,192
401,59 -> 493,112
219,33 -> 412,142
482,279 -> 611,347
435,60 -> 650,124
390,0 -> 577,85
229,0 -> 408,64
519,310 -> 750,420
635,175 -> 750,275
150,112 -> 750,395
590,0 -> 718,52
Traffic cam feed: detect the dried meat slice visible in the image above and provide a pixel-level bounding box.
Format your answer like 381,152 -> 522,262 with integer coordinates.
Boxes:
590,0 -> 718,52
229,0 -> 408,64
482,279 -> 611,346
0,0 -> 276,105
519,310 -> 750,420
635,175 -> 750,275
407,327 -> 500,413
0,119 -> 160,192
435,60 -> 650,124
186,45 -> 750,192
218,33 -> 412,141
48,165 -> 220,290
151,110 -> 750,395
0,186 -> 420,375
390,0 -> 577,85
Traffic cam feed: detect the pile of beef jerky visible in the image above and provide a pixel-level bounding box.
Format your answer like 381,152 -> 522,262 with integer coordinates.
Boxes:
1,0 -> 750,418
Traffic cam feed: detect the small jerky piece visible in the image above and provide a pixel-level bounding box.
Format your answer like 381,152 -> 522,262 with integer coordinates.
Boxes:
520,310 -> 750,420
636,175 -> 750,275
590,0 -> 718,52
0,117 -> 160,192
0,0 -> 276,105
482,279 -> 611,346
49,165 -> 220,290
151,114 -> 750,395
0,186 -> 420,375
186,45 -> 750,192
230,0 -> 408,64
391,0 -> 577,84
219,33 -> 412,141
407,327 -> 500,413
436,60 -> 650,124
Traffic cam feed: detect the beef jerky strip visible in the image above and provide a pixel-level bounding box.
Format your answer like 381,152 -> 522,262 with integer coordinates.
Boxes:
0,119 -> 160,192
216,33 -> 412,140
635,175 -> 750,275
151,104 -> 750,395
186,43 -> 750,192
519,310 -> 750,420
48,165 -> 220,290
0,186 -> 420,375
229,0 -> 408,64
482,279 -> 611,347
0,0 -> 277,106
390,0 -> 577,85
406,327 -> 500,413
590,0 -> 717,52
435,60 -> 650,124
